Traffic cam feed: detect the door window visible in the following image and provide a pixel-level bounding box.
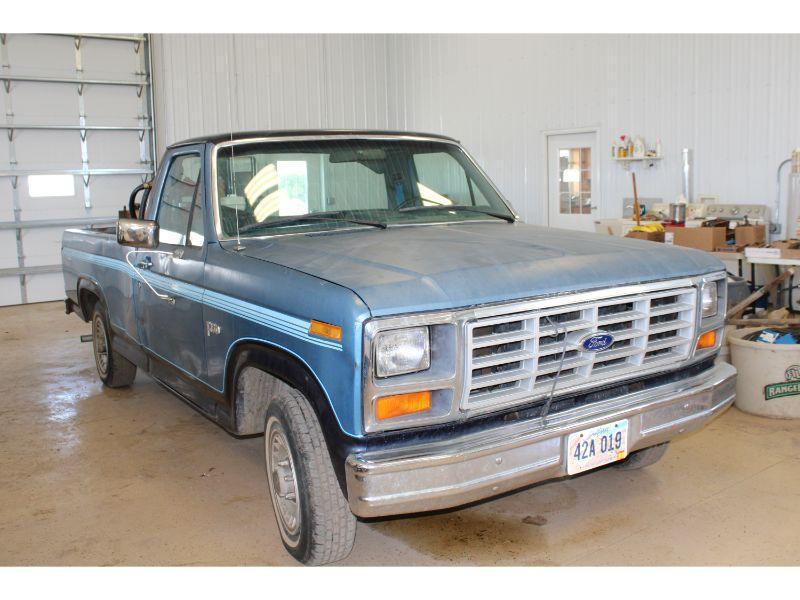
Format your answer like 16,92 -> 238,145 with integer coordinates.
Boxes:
157,153 -> 204,245
558,147 -> 592,215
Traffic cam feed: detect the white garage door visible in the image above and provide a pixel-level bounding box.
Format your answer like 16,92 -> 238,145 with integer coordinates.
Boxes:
0,33 -> 155,305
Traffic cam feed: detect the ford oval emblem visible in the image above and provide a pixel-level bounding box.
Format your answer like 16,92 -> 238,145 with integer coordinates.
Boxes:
580,332 -> 615,352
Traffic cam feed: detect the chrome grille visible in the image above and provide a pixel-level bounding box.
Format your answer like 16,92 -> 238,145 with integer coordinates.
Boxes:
465,286 -> 698,409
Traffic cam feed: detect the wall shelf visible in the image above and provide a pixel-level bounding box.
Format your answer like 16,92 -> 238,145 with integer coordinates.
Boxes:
613,155 -> 662,170
613,156 -> 663,162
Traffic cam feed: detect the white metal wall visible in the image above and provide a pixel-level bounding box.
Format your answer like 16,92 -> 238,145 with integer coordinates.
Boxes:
153,34 -> 800,230
151,34 -> 392,152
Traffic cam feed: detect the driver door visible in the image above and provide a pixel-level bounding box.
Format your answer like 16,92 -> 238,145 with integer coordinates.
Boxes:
135,147 -> 208,400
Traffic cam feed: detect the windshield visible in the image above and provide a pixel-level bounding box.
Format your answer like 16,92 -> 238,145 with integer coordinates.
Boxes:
214,139 -> 514,238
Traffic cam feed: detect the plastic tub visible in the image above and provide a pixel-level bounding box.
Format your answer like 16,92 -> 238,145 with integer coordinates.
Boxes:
728,327 -> 800,418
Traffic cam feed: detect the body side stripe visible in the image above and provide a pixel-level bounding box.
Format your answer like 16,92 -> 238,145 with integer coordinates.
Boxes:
63,248 -> 343,351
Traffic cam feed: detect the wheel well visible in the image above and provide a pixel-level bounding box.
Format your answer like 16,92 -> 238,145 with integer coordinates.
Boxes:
78,287 -> 100,322
227,341 -> 353,494
228,342 -> 335,436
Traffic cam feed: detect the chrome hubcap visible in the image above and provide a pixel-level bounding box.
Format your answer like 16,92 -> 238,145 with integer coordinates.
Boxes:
93,315 -> 109,377
266,419 -> 301,543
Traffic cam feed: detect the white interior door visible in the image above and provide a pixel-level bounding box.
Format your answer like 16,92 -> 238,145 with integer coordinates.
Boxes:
547,131 -> 598,231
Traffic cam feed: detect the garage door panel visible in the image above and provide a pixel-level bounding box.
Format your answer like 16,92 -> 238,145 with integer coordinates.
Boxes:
13,130 -> 83,168
0,182 -> 15,221
89,176 -> 144,213
25,272 -> 66,304
0,232 -> 19,268
80,39 -> 143,79
84,85 -> 144,121
5,35 -> 75,74
20,228 -> 64,268
88,130 -> 148,169
0,277 -> 23,306
9,82 -> 81,121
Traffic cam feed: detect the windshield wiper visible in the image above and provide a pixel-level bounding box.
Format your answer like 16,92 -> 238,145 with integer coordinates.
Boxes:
239,211 -> 387,234
398,204 -> 516,223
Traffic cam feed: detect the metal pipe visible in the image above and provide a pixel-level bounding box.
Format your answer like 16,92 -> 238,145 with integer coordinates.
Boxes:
775,157 -> 792,236
145,34 -> 158,170
0,124 -> 151,132
0,264 -> 62,277
682,148 -> 692,201
0,75 -> 148,87
0,217 -> 115,231
0,167 -> 152,177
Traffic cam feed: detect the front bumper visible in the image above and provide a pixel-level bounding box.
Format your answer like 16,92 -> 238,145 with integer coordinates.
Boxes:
345,361 -> 736,518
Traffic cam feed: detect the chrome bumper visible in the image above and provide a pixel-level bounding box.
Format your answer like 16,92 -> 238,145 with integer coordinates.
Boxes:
346,361 -> 736,518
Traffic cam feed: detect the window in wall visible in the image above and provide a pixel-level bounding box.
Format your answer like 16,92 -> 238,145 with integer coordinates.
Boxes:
27,174 -> 75,198
157,154 -> 202,245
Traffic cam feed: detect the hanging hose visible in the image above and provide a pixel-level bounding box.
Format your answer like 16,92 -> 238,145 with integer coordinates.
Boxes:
128,182 -> 152,219
125,249 -> 175,304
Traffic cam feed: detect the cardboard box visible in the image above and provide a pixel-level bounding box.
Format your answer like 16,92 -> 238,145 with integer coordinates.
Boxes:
625,230 -> 665,243
734,224 -> 766,247
664,226 -> 727,252
745,242 -> 800,260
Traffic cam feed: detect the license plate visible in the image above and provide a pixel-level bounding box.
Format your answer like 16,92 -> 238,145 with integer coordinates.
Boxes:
566,419 -> 629,475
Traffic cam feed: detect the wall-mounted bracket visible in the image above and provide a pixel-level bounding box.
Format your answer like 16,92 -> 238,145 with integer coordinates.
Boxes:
82,173 -> 91,187
79,128 -> 87,142
136,84 -> 144,98
6,127 -> 13,142
0,34 -> 6,46
2,79 -> 10,93
77,82 -> 85,96
74,36 -> 83,51
134,40 -> 142,54
10,175 -> 18,190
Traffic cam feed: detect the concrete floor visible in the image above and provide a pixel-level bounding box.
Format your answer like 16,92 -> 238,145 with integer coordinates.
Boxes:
1,301 -> 799,566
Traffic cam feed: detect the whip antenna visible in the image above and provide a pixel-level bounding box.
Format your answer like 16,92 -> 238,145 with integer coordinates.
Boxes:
224,41 -> 243,251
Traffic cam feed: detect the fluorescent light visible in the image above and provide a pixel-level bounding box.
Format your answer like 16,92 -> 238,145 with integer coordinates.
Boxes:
28,174 -> 75,198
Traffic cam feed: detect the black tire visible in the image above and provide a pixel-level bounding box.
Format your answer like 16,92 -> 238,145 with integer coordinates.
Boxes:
264,387 -> 356,565
91,304 -> 137,388
614,442 -> 669,470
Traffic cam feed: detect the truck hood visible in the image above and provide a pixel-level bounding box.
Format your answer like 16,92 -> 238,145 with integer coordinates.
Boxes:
233,222 -> 724,316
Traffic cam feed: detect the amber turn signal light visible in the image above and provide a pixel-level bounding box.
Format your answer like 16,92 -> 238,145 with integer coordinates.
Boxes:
375,391 -> 431,420
696,330 -> 717,350
309,320 -> 342,341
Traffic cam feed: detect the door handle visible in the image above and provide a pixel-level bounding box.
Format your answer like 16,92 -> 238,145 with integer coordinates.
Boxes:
137,256 -> 153,270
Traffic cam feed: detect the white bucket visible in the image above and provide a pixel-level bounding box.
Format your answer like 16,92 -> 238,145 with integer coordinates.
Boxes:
728,327 -> 800,418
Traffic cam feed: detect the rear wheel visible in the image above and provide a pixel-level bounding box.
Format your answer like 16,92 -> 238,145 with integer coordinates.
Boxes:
264,386 -> 356,565
614,442 -> 668,470
91,304 -> 137,388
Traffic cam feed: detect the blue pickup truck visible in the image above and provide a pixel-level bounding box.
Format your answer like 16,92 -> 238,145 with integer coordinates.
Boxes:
62,130 -> 736,564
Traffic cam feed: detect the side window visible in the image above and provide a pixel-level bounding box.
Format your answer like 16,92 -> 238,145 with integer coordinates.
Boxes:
157,153 -> 203,246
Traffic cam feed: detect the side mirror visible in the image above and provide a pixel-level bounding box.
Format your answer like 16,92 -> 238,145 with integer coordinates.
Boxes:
117,218 -> 159,249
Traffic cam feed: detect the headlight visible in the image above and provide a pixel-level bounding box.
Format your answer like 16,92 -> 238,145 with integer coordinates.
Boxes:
701,281 -> 718,318
375,327 -> 430,377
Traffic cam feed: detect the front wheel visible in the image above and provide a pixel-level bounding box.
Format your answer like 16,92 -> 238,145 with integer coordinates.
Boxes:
264,387 -> 356,565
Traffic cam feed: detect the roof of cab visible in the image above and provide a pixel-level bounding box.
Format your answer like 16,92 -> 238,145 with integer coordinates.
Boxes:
168,129 -> 460,148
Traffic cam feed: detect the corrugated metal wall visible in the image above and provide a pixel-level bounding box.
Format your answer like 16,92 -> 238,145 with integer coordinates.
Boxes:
151,34 -> 391,150
152,34 -> 800,229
